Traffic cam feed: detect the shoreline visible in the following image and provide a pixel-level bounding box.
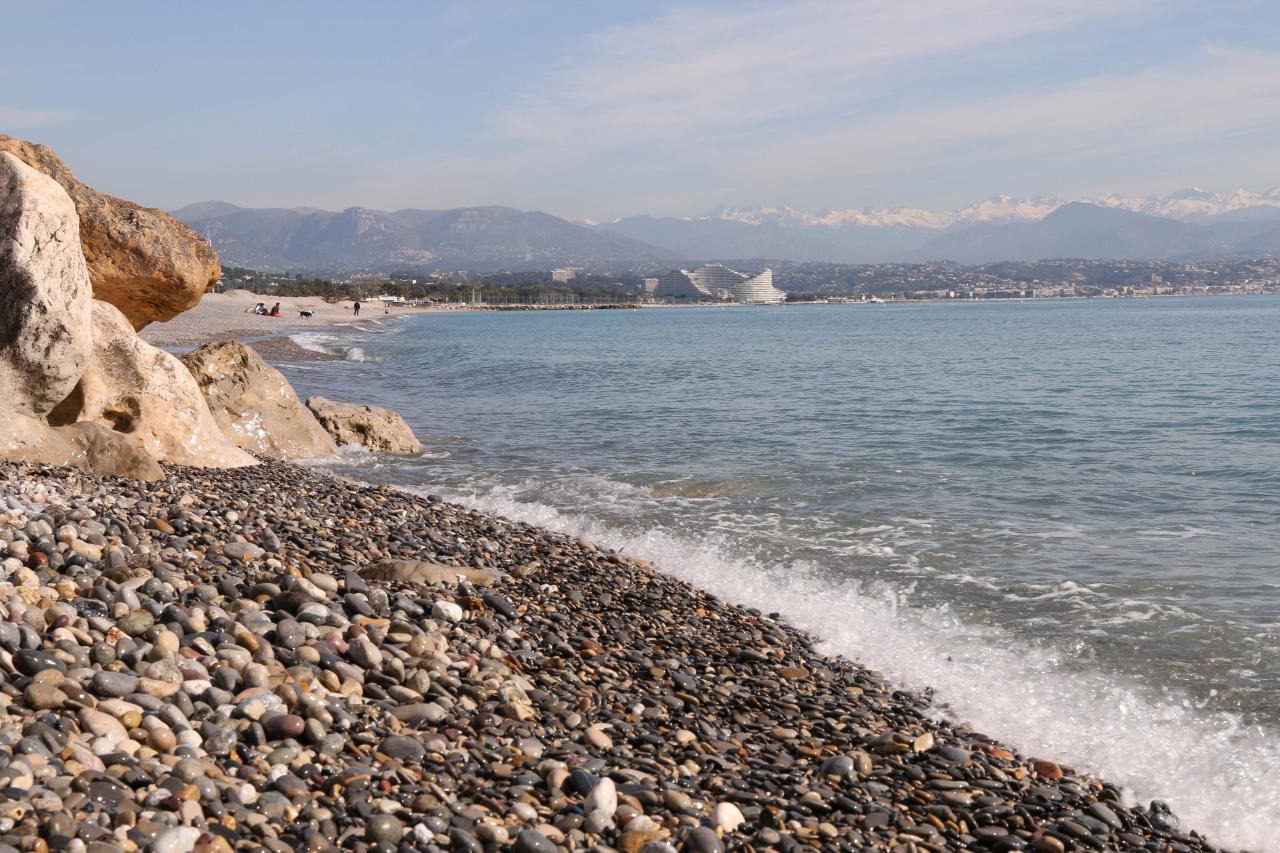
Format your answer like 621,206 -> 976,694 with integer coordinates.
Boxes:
0,458 -> 1222,852
140,290 -> 1280,352
115,298 -> 1253,851
139,290 -> 435,349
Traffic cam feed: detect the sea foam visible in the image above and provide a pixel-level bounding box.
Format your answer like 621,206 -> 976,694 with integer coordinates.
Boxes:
436,480 -> 1280,851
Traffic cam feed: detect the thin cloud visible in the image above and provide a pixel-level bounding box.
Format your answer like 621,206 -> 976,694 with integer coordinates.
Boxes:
497,0 -> 1158,150
726,46 -> 1280,188
322,2 -> 1279,218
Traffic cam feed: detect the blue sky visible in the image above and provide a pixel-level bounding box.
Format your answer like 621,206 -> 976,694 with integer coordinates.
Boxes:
3,1 -> 1278,219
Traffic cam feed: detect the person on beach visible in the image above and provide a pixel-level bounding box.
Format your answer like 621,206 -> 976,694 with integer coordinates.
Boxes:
269,302 -> 282,317
353,300 -> 361,317
251,302 -> 266,315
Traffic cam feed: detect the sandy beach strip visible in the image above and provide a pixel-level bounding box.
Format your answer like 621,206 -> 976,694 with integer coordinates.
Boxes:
139,289 -> 432,349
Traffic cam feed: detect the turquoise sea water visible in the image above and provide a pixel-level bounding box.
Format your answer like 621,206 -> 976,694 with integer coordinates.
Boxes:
284,296 -> 1280,849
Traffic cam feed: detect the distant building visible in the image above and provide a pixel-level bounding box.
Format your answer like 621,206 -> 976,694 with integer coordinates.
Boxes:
552,267 -> 580,283
643,277 -> 659,296
654,264 -> 785,304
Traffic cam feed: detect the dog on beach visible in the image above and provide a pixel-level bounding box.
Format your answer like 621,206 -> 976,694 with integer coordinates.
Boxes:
299,310 -> 314,318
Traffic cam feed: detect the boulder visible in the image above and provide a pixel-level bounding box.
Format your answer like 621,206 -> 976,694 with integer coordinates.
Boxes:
0,152 -> 92,417
0,135 -> 220,330
179,341 -> 338,460
305,395 -> 422,454
0,413 -> 163,481
360,559 -> 502,587
48,301 -> 256,468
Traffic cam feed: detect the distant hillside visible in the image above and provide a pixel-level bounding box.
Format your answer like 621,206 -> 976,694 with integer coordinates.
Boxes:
913,203 -> 1280,263
172,203 -> 679,273
598,202 -> 1280,264
176,191 -> 1280,271
914,203 -> 1195,262
596,215 -> 930,263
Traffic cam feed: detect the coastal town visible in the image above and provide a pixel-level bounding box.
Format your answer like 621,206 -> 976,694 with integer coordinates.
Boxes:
216,257 -> 1280,307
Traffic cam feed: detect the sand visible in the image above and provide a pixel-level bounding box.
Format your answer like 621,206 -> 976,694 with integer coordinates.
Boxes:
139,289 -> 430,348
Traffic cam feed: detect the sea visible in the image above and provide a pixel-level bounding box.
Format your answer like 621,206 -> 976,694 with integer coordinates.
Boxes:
281,296 -> 1280,850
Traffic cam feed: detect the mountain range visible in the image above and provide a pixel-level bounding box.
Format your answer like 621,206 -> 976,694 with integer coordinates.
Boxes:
174,187 -> 1280,273
170,203 -> 676,273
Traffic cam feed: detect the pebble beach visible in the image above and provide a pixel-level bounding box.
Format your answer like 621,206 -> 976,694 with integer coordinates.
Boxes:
0,459 -> 1221,853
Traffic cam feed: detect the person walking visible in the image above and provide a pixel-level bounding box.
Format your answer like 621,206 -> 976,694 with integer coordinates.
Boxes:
353,299 -> 361,317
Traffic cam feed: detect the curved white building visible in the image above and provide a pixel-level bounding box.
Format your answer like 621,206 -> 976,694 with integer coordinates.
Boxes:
726,267 -> 784,304
653,264 -> 785,304
654,269 -> 712,301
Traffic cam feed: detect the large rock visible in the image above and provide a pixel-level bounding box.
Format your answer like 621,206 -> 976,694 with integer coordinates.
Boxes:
48,301 -> 256,468
361,559 -> 501,587
305,396 -> 422,454
0,413 -> 163,480
179,341 -> 338,460
0,135 -> 220,330
0,152 -> 92,417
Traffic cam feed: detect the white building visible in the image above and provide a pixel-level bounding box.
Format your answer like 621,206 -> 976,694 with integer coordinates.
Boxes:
653,264 -> 785,304
552,267 -> 580,283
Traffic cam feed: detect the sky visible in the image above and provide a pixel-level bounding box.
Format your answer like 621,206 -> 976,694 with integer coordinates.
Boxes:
3,1 -> 1279,220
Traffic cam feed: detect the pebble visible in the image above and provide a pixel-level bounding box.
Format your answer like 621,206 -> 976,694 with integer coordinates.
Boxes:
586,776 -> 618,816
379,734 -> 426,762
262,714 -> 306,739
90,670 -> 138,698
153,826 -> 202,853
684,826 -> 724,853
117,609 -> 155,637
513,829 -> 557,853
711,801 -> 745,833
0,459 -> 1215,853
585,723 -> 614,750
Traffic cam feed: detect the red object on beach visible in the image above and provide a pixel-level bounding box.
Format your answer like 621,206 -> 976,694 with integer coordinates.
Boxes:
269,311 -> 282,317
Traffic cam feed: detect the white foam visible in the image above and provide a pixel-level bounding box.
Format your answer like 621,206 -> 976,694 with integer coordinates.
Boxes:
438,483 -> 1280,851
288,332 -> 333,354
342,346 -> 382,363
287,334 -> 383,363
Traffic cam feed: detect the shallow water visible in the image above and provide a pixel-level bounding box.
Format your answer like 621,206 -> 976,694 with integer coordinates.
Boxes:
283,296 -> 1280,849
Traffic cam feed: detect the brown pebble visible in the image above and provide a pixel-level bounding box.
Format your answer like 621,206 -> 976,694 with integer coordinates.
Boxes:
1033,759 -> 1064,780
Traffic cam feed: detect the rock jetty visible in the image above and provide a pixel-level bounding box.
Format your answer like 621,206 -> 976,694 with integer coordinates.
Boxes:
0,459 -> 1218,853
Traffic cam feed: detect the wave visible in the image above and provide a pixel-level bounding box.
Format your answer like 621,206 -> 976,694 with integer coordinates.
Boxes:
289,333 -> 384,363
415,480 -> 1280,852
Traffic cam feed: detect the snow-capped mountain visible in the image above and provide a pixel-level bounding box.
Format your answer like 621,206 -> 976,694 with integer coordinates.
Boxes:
703,188 -> 1280,232
1093,187 -> 1280,221
710,195 -> 1063,230
596,187 -> 1280,263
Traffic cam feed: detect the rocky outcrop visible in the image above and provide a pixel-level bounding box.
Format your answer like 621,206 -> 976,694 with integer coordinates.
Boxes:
305,395 -> 423,454
48,301 -> 256,468
179,341 -> 338,460
0,413 -> 162,480
0,135 -> 219,330
0,152 -> 92,417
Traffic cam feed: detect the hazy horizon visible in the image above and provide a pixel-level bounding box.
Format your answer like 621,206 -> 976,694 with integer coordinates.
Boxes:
5,1 -> 1280,220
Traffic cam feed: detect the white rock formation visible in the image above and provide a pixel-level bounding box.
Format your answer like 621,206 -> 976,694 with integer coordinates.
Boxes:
0,151 -> 92,417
